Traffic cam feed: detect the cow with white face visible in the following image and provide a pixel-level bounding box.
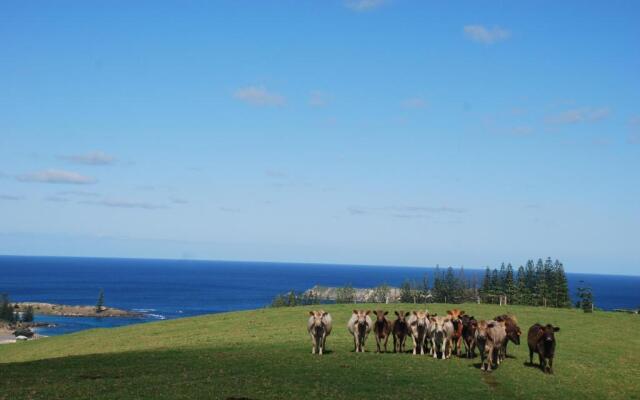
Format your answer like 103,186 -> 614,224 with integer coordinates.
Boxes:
348,310 -> 372,353
307,310 -> 332,355
407,310 -> 430,355
430,315 -> 454,359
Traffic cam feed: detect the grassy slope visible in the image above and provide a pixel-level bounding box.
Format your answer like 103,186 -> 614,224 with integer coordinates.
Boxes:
0,303 -> 638,400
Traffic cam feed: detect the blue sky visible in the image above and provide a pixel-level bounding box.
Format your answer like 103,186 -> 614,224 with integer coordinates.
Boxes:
1,0 -> 638,274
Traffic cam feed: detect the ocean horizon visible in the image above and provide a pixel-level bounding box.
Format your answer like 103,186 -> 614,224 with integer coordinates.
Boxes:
1,255 -> 639,336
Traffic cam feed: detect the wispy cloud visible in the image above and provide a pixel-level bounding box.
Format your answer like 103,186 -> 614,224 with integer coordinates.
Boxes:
170,197 -> 189,205
265,169 -> 288,178
220,206 -> 242,213
345,0 -> 387,12
58,190 -> 101,197
233,86 -> 285,106
0,194 -> 24,201
79,199 -> 166,210
463,25 -> 511,44
17,169 -> 97,185
628,116 -> 640,144
546,107 -> 610,125
309,91 -> 329,107
59,151 -> 115,166
44,196 -> 70,203
348,205 -> 466,218
402,97 -> 428,109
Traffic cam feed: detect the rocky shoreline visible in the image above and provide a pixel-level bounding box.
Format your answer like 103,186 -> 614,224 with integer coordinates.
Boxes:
14,302 -> 144,318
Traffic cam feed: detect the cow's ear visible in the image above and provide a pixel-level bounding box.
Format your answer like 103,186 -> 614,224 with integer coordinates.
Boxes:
353,310 -> 358,314
460,310 -> 465,315
322,311 -> 329,317
404,312 -> 411,317
365,310 -> 371,315
394,311 -> 400,316
488,323 -> 495,328
553,327 -> 560,332
446,310 -> 452,315
384,311 -> 389,315
309,311 -> 315,316
373,310 -> 378,316
432,313 -> 437,317
412,311 -> 418,316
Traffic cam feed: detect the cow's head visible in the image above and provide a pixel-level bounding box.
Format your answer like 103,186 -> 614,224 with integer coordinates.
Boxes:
412,310 -> 428,328
353,310 -> 371,332
447,309 -> 465,321
308,310 -> 328,329
476,320 -> 489,342
394,310 -> 410,323
542,324 -> 560,342
373,310 -> 388,322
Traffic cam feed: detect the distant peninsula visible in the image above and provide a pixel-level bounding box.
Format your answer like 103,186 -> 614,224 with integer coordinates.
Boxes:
13,302 -> 143,318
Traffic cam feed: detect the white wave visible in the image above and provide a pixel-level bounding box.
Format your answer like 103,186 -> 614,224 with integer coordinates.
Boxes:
146,313 -> 166,320
132,308 -> 157,312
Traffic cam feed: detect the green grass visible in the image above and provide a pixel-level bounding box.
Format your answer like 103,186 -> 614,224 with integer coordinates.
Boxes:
1,303 -> 638,399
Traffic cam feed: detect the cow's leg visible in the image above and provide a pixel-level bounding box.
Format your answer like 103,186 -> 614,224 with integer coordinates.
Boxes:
539,353 -> 545,371
486,347 -> 493,371
432,338 -> 437,358
375,334 -> 381,353
310,333 -> 316,354
412,335 -> 417,355
319,333 -> 325,355
323,332 -> 328,352
548,357 -> 554,374
383,334 -> 389,353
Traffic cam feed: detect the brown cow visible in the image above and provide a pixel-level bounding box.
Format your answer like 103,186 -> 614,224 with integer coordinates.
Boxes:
495,314 -> 521,359
391,311 -> 411,353
528,323 -> 560,374
448,309 -> 465,357
461,314 -> 477,358
476,320 -> 506,371
372,310 -> 392,353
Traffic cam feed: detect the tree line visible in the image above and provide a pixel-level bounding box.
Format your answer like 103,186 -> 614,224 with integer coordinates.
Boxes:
0,293 -> 34,323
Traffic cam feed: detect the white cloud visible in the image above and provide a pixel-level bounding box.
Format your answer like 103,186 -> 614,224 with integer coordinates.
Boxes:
463,25 -> 511,44
58,190 -> 100,197
45,196 -> 70,203
402,97 -> 428,109
0,194 -> 24,201
233,86 -> 285,106
348,205 -> 466,218
265,169 -> 288,178
546,107 -> 611,125
17,169 -> 97,185
80,199 -> 166,210
59,151 -> 115,166
309,91 -> 329,107
345,0 -> 387,12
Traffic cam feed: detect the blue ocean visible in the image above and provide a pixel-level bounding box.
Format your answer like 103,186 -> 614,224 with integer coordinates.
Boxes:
1,255 -> 638,336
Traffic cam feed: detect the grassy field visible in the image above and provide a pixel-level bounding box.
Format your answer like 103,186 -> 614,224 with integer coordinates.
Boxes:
0,303 -> 638,399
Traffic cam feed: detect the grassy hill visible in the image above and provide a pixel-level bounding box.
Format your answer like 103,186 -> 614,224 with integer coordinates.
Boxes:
1,303 -> 638,400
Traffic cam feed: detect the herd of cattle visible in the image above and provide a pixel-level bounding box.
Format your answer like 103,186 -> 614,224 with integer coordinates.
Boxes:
307,309 -> 560,374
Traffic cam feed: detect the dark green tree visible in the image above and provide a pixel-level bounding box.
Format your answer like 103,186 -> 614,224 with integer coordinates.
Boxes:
504,263 -> 516,304
336,284 -> 355,304
399,280 -> 413,303
576,281 -> 594,313
553,260 -> 570,308
95,289 -> 105,313
0,294 -> 15,323
22,306 -> 34,323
